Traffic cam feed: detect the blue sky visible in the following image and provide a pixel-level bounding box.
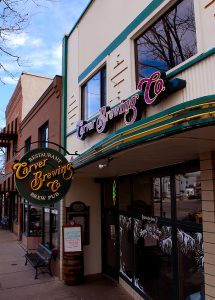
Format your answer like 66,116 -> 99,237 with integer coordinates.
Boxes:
0,0 -> 90,127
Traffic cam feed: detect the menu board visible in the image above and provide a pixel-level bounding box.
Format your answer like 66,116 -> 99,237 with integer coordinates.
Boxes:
63,225 -> 82,253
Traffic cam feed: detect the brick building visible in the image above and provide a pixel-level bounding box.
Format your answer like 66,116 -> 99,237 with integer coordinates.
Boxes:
0,72 -> 53,238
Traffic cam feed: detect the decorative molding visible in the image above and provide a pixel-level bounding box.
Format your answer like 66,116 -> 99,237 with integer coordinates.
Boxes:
72,95 -> 215,169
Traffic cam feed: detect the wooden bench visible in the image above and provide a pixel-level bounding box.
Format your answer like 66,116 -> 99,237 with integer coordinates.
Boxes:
25,243 -> 53,279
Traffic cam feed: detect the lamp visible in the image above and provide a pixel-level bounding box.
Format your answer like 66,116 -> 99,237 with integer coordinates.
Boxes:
98,157 -> 113,169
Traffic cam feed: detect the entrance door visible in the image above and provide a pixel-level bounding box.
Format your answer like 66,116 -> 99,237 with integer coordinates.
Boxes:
102,181 -> 119,279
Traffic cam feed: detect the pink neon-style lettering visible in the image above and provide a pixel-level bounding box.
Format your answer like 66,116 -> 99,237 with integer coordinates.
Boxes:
137,72 -> 165,105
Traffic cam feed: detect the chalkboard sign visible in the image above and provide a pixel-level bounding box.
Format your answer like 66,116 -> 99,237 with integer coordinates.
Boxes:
62,224 -> 82,253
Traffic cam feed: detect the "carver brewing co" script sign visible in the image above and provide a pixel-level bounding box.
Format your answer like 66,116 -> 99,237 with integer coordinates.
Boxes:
13,148 -> 74,206
76,71 -> 186,140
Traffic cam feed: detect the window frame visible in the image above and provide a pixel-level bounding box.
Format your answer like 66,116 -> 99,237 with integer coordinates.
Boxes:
42,206 -> 59,249
23,201 -> 42,237
81,65 -> 107,120
134,0 -> 197,83
25,136 -> 31,153
12,193 -> 18,223
38,121 -> 49,148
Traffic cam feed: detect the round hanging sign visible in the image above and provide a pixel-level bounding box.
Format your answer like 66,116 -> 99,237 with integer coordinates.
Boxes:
13,148 -> 74,206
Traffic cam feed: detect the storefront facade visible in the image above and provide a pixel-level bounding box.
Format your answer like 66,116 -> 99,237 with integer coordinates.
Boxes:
0,72 -> 52,238
62,0 -> 215,299
18,75 -> 62,276
1,72 -> 62,275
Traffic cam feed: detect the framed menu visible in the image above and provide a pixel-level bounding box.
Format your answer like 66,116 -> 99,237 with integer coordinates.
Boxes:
62,224 -> 82,254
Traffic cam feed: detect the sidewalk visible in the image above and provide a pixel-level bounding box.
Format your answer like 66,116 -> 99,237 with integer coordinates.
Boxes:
0,229 -> 134,300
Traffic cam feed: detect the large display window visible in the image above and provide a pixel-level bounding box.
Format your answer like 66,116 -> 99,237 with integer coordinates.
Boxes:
103,161 -> 204,300
23,201 -> 59,249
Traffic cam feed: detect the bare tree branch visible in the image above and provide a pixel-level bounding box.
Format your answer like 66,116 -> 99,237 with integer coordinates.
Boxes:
137,0 -> 197,79
0,0 -> 55,83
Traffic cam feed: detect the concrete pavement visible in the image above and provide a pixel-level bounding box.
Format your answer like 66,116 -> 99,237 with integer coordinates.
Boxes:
0,229 -> 134,300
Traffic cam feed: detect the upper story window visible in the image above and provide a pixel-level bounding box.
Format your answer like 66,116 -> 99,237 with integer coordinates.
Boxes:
25,137 -> 31,153
136,0 -> 197,80
39,122 -> 49,148
82,66 -> 106,120
6,144 -> 10,162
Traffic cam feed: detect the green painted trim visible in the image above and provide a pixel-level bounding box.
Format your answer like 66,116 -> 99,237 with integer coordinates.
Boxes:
61,36 -> 68,153
77,0 -> 214,84
75,117 -> 215,169
73,94 -> 215,169
113,95 -> 215,136
66,128 -> 77,137
100,106 -> 214,152
78,0 -> 165,83
167,48 -> 215,79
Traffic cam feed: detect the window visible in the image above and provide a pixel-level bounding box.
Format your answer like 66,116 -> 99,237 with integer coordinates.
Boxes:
39,122 -> 49,148
42,206 -> 59,249
82,66 -> 106,120
103,162 -> 204,300
25,137 -> 31,153
23,201 -> 42,236
44,207 -> 50,247
136,0 -> 197,80
6,144 -> 10,162
12,194 -> 18,223
13,138 -> 17,157
175,171 -> 202,222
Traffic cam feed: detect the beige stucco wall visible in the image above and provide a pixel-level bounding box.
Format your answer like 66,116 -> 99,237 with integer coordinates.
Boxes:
63,177 -> 101,276
21,73 -> 52,120
78,0 -> 151,75
64,1 -> 215,290
66,0 -> 215,156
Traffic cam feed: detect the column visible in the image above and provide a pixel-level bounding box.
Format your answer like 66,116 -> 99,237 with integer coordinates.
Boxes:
200,152 -> 215,300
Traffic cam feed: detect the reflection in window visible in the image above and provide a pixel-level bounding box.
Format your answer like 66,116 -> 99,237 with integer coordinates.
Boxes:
43,207 -> 58,249
153,176 -> 171,218
39,122 -> 49,148
82,67 -> 106,120
132,175 -> 153,215
119,177 -> 131,211
136,0 -> 197,80
29,205 -> 42,236
51,209 -> 58,248
104,163 -> 204,299
23,202 -> 28,234
103,181 -> 115,208
119,215 -> 133,281
175,171 -> 202,223
177,229 -> 204,299
13,195 -> 18,222
134,218 -> 173,300
25,136 -> 31,153
44,207 -> 50,246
